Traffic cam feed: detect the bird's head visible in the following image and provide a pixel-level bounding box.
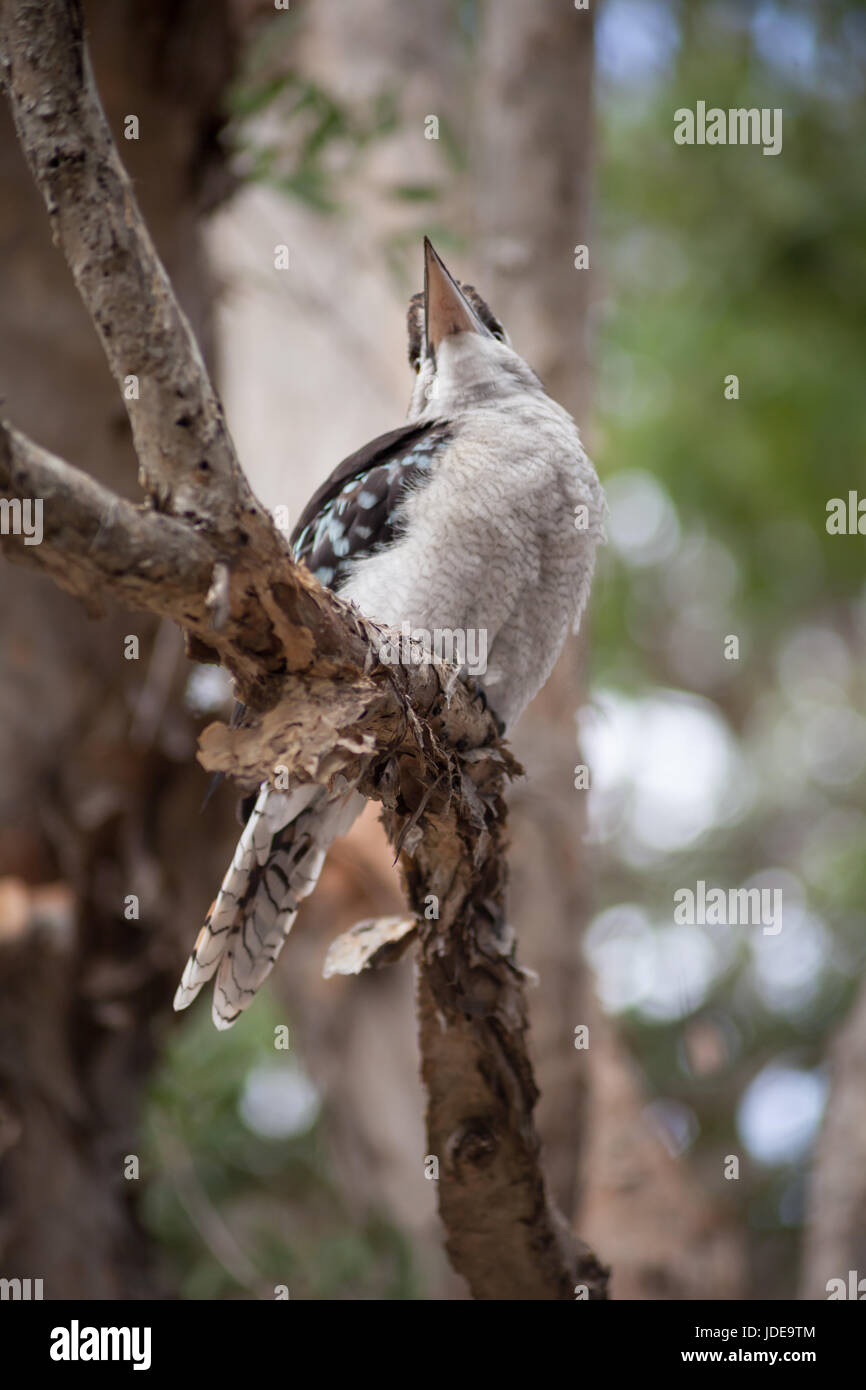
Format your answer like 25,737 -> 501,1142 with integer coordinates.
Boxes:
406,238 -> 542,418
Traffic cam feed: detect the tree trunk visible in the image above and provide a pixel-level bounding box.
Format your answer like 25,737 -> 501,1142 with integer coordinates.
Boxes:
800,978 -> 866,1300
576,1006 -> 744,1300
0,0 -> 239,1299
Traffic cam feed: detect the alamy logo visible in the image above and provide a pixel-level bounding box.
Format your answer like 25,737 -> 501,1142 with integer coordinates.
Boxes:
50,1320 -> 152,1371
0,497 -> 43,545
674,102 -> 783,156
826,492 -> 866,535
826,1271 -> 866,1299
674,881 -> 782,936
378,621 -> 488,676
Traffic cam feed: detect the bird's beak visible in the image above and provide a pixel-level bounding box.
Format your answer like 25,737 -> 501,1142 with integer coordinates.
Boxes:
424,237 -> 488,354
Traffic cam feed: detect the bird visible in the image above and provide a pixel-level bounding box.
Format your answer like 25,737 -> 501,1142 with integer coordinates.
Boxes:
174,238 -> 605,1029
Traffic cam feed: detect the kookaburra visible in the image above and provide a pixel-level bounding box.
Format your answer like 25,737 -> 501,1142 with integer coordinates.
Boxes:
175,239 -> 605,1029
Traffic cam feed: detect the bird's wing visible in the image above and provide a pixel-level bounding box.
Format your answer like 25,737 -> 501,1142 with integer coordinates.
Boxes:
290,419 -> 452,591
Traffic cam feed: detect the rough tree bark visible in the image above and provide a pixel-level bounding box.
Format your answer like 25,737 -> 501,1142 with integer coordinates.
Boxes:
0,0 -> 608,1300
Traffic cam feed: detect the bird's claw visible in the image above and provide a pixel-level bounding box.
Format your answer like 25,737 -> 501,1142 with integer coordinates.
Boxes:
467,678 -> 505,736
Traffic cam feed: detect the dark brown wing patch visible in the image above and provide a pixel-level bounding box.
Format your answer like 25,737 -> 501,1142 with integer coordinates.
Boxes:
290,421 -> 452,591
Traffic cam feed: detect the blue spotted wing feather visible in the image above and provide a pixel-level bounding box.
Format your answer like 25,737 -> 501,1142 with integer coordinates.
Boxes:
290,420 -> 452,591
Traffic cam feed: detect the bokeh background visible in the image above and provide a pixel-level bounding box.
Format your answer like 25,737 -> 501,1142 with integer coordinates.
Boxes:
1,0 -> 864,1301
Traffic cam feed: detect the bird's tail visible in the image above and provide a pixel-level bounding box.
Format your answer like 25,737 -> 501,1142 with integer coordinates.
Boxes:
174,782 -> 364,1029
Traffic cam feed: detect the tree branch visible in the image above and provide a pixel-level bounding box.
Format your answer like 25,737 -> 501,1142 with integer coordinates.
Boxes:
0,0 -> 273,544
0,422 -> 215,617
0,0 -> 608,1299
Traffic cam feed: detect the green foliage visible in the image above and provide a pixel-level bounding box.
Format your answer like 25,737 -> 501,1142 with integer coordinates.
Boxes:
596,6 -> 866,667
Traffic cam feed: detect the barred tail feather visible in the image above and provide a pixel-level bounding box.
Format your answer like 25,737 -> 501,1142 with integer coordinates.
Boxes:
172,783 -> 317,1012
173,783 -> 363,1029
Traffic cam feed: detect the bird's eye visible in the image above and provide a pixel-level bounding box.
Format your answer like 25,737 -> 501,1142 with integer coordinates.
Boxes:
490,327 -> 506,342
